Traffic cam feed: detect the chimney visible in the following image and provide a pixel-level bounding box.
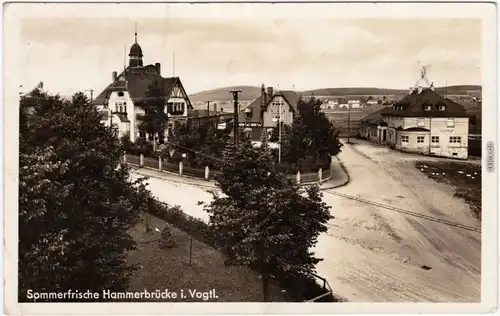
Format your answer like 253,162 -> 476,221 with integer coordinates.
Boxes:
112,71 -> 117,81
155,63 -> 161,75
213,103 -> 217,113
418,85 -> 423,94
409,87 -> 414,94
261,84 -> 265,97
267,87 -> 273,97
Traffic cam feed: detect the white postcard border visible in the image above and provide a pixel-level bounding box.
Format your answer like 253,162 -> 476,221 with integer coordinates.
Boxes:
2,1 -> 498,315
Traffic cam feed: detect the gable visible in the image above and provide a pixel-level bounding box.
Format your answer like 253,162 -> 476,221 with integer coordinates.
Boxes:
267,95 -> 293,112
168,79 -> 193,109
171,83 -> 186,98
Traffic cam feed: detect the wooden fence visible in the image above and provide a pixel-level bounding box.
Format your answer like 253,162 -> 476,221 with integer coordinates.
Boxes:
124,154 -> 333,185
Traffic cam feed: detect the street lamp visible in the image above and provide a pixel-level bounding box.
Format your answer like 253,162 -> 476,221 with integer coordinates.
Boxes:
272,106 -> 282,164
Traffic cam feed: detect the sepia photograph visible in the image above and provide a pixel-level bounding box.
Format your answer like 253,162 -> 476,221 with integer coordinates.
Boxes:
2,2 -> 498,315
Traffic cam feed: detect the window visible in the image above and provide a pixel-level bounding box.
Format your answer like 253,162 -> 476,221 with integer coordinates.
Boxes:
424,105 -> 432,111
417,136 -> 425,143
431,136 -> 439,143
449,136 -> 461,144
417,118 -> 425,127
118,91 -> 124,97
401,135 -> 409,143
447,118 -> 455,127
439,105 -> 446,111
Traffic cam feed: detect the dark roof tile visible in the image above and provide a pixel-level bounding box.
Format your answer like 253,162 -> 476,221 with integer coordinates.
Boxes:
381,88 -> 469,118
92,66 -> 192,110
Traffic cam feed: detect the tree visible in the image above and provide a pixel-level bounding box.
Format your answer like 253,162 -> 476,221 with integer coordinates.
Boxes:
19,85 -> 154,301
280,97 -> 342,172
137,80 -> 168,144
205,140 -> 332,301
165,118 -> 230,169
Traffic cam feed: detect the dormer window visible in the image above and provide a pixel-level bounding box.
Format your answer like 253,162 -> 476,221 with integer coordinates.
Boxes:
244,107 -> 252,118
439,105 -> 446,111
424,105 -> 431,111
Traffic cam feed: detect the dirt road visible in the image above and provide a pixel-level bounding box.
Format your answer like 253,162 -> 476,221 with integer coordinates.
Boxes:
314,142 -> 481,302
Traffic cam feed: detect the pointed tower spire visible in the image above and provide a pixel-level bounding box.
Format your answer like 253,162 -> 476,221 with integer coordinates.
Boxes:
134,22 -> 138,43
128,22 -> 143,67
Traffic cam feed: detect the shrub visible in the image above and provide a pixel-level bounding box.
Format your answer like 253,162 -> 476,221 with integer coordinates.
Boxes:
158,226 -> 178,249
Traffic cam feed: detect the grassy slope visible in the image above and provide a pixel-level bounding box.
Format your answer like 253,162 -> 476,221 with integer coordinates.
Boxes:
127,214 -> 288,302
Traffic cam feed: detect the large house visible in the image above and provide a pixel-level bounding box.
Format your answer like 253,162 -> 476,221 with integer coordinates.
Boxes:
359,85 -> 470,159
92,32 -> 193,143
237,85 -> 300,140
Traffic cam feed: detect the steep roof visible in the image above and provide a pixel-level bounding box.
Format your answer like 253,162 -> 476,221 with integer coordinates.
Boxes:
92,66 -> 192,109
380,88 -> 469,118
275,90 -> 300,113
238,93 -> 272,123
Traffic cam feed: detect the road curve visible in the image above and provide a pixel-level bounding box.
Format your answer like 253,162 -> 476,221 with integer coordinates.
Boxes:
314,143 -> 481,302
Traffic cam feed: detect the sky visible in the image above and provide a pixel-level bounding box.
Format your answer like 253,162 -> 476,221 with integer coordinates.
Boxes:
15,3 -> 483,97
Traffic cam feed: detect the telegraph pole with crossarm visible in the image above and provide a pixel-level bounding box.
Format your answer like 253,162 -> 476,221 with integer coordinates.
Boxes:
229,89 -> 242,146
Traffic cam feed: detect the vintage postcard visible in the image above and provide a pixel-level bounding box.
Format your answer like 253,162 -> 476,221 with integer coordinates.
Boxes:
2,1 -> 498,315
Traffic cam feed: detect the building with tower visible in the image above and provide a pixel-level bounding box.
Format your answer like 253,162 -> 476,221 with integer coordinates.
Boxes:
92,30 -> 193,143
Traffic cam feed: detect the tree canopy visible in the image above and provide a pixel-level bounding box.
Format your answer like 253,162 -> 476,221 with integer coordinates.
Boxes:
278,97 -> 342,172
19,85 -> 154,301
164,119 -> 231,169
205,140 -> 332,301
137,80 -> 168,143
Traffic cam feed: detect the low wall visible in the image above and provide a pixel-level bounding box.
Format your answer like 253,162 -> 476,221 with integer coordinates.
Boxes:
124,154 -> 332,185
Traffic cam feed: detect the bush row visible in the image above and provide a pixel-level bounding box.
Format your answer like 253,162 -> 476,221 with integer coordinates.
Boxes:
147,199 -> 343,302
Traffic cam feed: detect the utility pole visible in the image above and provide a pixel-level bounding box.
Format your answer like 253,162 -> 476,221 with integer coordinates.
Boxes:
347,104 -> 352,144
85,89 -> 94,102
229,89 -> 242,146
278,100 -> 282,164
206,101 -> 211,117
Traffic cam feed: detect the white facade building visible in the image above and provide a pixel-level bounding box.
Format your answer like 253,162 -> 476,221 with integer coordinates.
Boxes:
92,32 -> 192,143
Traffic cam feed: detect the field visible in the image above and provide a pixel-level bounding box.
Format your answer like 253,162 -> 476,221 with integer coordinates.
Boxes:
414,161 -> 481,219
324,106 -> 385,137
127,213 -> 287,302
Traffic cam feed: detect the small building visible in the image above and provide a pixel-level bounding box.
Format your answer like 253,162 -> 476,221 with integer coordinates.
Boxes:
348,100 -> 361,108
238,85 -> 299,140
360,85 -> 470,159
92,31 -> 193,143
359,108 -> 388,144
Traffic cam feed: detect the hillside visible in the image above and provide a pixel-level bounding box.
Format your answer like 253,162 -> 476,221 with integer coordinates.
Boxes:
301,87 -> 406,96
189,85 -> 482,102
302,85 -> 482,97
189,86 -> 261,102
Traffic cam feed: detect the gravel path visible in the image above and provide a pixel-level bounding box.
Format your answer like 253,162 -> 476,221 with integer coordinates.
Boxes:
314,142 -> 481,302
